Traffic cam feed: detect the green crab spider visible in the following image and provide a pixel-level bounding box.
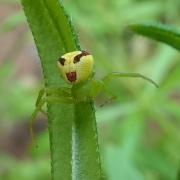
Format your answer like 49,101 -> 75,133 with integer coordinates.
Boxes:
30,50 -> 158,141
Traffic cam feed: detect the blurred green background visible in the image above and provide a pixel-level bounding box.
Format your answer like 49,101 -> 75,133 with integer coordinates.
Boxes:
0,0 -> 180,179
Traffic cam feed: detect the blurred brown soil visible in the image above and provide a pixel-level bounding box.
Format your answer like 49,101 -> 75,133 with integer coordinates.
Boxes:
0,2 -> 45,159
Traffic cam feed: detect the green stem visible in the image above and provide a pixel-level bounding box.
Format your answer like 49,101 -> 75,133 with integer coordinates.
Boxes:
21,0 -> 77,179
21,0 -> 103,179
73,102 -> 102,180
72,82 -> 103,180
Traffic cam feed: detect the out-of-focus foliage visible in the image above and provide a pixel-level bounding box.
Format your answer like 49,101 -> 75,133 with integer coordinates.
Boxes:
0,0 -> 180,179
130,23 -> 180,51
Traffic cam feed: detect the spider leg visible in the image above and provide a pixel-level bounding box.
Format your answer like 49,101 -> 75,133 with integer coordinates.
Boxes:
35,87 -> 72,116
32,86 -> 72,121
102,72 -> 159,88
29,90 -> 74,144
35,88 -> 45,106
44,87 -> 72,98
90,72 -> 158,108
99,96 -> 116,108
88,79 -> 104,98
29,97 -> 46,145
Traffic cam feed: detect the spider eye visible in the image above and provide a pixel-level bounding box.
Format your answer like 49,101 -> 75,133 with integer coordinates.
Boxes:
73,50 -> 90,64
58,57 -> 66,65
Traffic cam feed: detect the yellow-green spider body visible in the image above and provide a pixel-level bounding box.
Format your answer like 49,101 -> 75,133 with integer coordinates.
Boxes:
57,50 -> 94,84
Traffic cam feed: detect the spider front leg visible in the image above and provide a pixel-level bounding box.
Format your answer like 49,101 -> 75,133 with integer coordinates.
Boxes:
35,88 -> 47,115
32,87 -> 72,118
102,72 -> 159,88
88,72 -> 158,99
87,72 -> 158,107
29,87 -> 73,143
29,95 -> 46,144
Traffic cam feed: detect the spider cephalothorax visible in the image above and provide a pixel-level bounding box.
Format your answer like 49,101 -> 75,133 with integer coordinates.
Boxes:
57,50 -> 94,84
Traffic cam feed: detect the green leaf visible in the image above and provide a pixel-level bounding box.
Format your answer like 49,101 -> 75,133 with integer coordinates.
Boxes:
129,23 -> 180,51
21,0 -> 102,179
72,82 -> 103,180
73,102 -> 103,180
21,0 -> 77,179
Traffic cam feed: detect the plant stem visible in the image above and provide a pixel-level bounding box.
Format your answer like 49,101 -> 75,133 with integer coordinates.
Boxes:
73,102 -> 102,180
21,0 -> 77,179
21,0 -> 103,179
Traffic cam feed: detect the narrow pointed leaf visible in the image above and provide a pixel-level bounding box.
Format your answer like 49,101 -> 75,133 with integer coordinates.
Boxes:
129,23 -> 180,51
103,72 -> 159,88
21,0 -> 103,179
21,0 -> 78,179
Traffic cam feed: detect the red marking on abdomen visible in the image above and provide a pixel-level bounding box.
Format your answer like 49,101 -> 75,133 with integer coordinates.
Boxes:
66,72 -> 76,82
